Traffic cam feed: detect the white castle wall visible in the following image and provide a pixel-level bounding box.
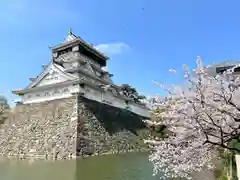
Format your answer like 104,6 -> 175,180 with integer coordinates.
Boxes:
22,85 -> 150,118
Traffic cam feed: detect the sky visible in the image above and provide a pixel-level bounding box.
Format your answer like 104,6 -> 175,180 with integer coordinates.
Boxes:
1,0 -> 240,105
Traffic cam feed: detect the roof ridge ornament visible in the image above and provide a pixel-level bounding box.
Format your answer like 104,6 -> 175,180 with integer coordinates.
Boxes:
65,28 -> 77,42
68,28 -> 73,35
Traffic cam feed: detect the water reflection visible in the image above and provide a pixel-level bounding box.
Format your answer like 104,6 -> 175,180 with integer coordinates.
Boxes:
0,153 -> 161,180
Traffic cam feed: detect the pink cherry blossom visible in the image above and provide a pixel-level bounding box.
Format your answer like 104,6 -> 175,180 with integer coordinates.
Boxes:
144,57 -> 240,179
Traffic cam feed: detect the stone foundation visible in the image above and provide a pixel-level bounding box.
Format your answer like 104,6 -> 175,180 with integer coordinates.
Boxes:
0,95 -> 150,160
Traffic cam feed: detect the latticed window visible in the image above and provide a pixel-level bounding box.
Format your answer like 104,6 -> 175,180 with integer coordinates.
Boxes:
63,88 -> 69,93
44,91 -> 50,96
59,47 -> 72,55
53,89 -> 60,94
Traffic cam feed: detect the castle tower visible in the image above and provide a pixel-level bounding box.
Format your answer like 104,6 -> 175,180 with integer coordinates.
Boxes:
12,29 -> 150,118
0,30 -> 151,159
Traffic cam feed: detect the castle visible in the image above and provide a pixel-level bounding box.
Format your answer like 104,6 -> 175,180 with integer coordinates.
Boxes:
0,30 -> 150,159
12,29 -> 150,118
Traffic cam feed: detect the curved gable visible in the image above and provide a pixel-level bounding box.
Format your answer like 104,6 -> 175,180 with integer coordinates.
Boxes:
27,61 -> 78,89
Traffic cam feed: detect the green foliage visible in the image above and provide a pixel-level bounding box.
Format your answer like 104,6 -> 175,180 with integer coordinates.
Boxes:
219,174 -> 229,180
0,95 -> 9,124
152,107 -> 166,115
230,139 -> 240,153
214,168 -> 229,180
148,104 -> 174,139
215,148 -> 239,180
119,84 -> 146,104
0,96 -> 9,110
147,123 -> 170,139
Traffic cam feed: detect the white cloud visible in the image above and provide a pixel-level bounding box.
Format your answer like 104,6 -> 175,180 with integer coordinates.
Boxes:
94,42 -> 130,56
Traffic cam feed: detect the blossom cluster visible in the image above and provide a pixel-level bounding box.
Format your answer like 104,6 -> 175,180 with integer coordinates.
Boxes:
144,57 -> 240,179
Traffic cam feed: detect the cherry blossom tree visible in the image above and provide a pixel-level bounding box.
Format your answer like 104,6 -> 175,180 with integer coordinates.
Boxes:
144,56 -> 240,179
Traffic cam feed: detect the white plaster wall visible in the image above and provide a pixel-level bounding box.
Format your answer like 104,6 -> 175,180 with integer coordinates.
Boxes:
78,86 -> 150,117
72,45 -> 79,52
23,85 -> 81,104
90,89 -> 150,117
128,102 -> 150,118
102,91 -> 115,104
235,155 -> 240,180
111,97 -> 126,109
62,62 -> 72,69
23,85 -> 150,118
86,57 -> 101,68
83,86 -> 102,102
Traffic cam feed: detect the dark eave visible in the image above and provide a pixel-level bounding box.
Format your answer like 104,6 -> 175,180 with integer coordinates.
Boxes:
216,66 -> 235,74
12,90 -> 24,95
29,77 -> 37,81
50,38 -> 109,62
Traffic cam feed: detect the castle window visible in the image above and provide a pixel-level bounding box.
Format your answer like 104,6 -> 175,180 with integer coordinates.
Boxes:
59,47 -> 72,55
63,88 -> 70,93
53,89 -> 60,94
100,72 -> 104,79
80,83 -> 85,88
216,66 -> 235,74
36,93 -> 41,97
44,91 -> 50,96
234,67 -> 240,72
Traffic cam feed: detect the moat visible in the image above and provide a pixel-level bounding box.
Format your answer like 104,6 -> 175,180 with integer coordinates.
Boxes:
0,152 -> 217,180
0,152 -> 161,180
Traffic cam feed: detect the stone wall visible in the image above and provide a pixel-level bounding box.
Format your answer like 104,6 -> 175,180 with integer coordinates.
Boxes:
0,97 -> 78,160
76,96 -> 149,156
0,95 -> 150,160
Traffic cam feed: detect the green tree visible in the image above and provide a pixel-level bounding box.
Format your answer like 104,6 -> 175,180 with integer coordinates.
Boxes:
0,96 -> 9,123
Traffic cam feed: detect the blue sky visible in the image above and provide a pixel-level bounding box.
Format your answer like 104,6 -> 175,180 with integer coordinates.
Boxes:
1,0 -> 240,105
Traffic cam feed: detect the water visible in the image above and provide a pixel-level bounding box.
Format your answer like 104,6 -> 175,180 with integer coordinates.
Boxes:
0,152 -> 161,180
